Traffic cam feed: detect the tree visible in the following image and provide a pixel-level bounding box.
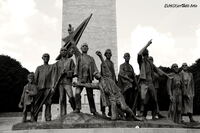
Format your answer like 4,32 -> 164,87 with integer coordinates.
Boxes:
0,55 -> 29,112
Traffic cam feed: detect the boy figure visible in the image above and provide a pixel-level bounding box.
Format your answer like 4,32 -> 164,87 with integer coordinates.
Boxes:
73,51 -> 140,121
18,73 -> 38,122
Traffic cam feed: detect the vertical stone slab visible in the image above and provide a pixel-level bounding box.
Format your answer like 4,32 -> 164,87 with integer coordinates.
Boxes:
62,0 -> 118,106
62,0 -> 118,73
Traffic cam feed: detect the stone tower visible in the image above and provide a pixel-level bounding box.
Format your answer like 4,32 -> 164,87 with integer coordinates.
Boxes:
62,0 -> 118,104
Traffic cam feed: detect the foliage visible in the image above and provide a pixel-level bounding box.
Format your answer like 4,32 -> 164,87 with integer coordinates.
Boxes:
0,55 -> 29,112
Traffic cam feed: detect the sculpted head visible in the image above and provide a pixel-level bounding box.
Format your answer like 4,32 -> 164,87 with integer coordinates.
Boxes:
67,48 -> 74,58
27,72 -> 34,83
148,56 -> 153,63
68,24 -> 74,35
123,53 -> 130,63
171,63 -> 179,73
60,47 -> 67,57
104,49 -> 112,60
81,43 -> 89,53
42,53 -> 50,64
182,63 -> 188,71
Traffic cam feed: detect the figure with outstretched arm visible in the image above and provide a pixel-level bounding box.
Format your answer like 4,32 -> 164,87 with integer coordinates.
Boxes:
137,39 -> 166,120
100,49 -> 116,117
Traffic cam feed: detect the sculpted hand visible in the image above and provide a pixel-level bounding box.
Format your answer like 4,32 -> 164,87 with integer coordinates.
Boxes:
18,102 -> 23,109
170,96 -> 174,103
51,87 -> 55,94
96,51 -> 102,57
72,82 -> 78,87
147,39 -> 152,46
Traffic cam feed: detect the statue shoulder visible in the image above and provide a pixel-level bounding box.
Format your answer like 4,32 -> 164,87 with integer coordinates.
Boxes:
36,65 -> 44,71
120,62 -> 126,67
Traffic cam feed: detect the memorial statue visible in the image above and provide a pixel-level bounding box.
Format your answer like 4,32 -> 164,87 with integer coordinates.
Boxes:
180,63 -> 196,122
137,40 -> 166,120
167,63 -> 184,123
73,43 -> 98,115
100,49 -> 116,116
148,56 -> 165,119
118,53 -> 138,116
18,73 -> 38,122
34,53 -> 52,121
51,47 -> 76,117
73,51 -> 140,121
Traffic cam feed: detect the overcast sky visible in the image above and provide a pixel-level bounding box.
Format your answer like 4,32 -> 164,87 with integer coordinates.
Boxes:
0,0 -> 200,74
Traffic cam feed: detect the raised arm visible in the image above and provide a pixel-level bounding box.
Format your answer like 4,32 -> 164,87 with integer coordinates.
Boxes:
71,43 -> 81,60
34,67 -> 39,85
96,51 -> 106,65
18,86 -> 26,108
138,39 -> 152,55
96,51 -> 112,77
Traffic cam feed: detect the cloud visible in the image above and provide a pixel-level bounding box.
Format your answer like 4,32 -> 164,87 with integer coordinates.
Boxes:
118,25 -> 200,75
118,25 -> 176,74
194,27 -> 200,61
0,0 -> 62,71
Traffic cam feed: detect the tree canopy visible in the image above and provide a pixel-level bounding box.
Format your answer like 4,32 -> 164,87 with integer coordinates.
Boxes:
0,55 -> 29,112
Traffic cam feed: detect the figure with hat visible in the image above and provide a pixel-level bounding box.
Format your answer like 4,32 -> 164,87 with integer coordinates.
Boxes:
18,72 -> 38,122
34,53 -> 53,121
51,46 -> 76,117
73,43 -> 99,115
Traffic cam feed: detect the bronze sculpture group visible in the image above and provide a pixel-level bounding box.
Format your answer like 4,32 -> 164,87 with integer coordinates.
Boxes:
18,23 -> 197,124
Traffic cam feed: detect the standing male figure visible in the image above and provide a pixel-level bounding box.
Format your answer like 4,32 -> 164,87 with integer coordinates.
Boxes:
148,56 -> 166,119
51,47 -> 76,117
73,43 -> 98,115
118,53 -> 138,115
100,49 -> 116,116
180,63 -> 196,122
137,39 -> 165,120
34,53 -> 52,121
